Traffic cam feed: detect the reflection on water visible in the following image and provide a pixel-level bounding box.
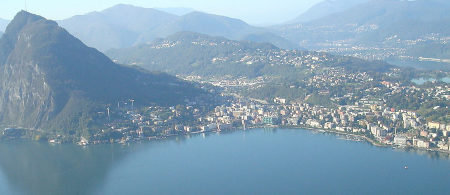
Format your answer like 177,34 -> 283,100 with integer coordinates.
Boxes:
0,168 -> 16,194
396,147 -> 450,160
0,132 -> 222,195
0,142 -> 134,195
0,129 -> 448,195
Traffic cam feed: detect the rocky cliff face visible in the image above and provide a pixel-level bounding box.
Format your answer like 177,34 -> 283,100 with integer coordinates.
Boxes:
0,12 -> 57,129
0,11 -> 203,136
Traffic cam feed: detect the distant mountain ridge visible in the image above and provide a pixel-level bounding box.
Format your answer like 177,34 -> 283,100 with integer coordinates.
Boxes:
279,0 -> 450,70
58,4 -> 178,51
317,0 -> 449,39
107,31 -> 392,78
0,18 -> 9,32
155,7 -> 196,16
0,11 -> 204,137
283,0 -> 450,44
59,4 -> 294,51
288,0 -> 369,24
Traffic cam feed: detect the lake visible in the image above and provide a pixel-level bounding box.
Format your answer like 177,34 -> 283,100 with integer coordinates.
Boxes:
412,77 -> 450,85
0,128 -> 449,195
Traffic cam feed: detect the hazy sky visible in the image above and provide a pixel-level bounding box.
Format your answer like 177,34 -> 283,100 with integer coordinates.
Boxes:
0,0 -> 323,25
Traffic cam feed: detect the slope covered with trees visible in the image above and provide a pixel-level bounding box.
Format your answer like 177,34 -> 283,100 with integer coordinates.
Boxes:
0,11 -> 205,138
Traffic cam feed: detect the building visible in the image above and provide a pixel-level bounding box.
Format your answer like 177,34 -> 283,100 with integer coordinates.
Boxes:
306,119 -> 322,128
420,131 -> 429,137
232,111 -> 243,118
437,141 -> 449,151
263,116 -> 280,125
183,126 -> 192,132
393,135 -> 408,146
324,122 -> 334,129
439,123 -> 447,131
274,97 -> 287,104
428,122 -> 440,129
287,117 -> 300,126
417,140 -> 430,149
217,123 -> 232,131
371,126 -> 386,137
201,124 -> 218,132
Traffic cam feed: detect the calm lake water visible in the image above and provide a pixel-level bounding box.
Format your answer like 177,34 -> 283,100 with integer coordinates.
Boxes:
0,128 -> 449,195
412,77 -> 450,85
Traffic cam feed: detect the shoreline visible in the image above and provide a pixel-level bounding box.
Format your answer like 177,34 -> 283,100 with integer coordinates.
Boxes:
3,125 -> 449,155
288,126 -> 386,147
273,125 -> 450,155
165,125 -> 450,155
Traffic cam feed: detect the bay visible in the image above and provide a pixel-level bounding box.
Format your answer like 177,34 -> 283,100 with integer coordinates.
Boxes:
0,128 -> 449,195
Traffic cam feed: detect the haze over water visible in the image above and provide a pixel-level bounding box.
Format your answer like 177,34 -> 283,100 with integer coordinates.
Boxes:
0,128 -> 449,195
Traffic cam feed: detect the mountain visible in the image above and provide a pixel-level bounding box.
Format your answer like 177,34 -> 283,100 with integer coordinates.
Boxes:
155,7 -> 196,16
0,18 -> 9,32
107,31 -> 392,78
283,0 -> 450,44
406,41 -> 450,60
59,4 -> 178,51
319,0 -> 448,41
279,0 -> 450,70
0,11 -> 204,137
154,11 -> 258,40
0,31 -> 3,38
288,0 -> 369,24
240,32 -> 300,50
59,4 -> 292,51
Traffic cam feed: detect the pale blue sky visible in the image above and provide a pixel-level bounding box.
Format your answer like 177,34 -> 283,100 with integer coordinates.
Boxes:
0,0 -> 323,25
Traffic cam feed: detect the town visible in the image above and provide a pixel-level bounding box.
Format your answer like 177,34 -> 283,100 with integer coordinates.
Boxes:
66,69 -> 449,154
1,34 -> 448,154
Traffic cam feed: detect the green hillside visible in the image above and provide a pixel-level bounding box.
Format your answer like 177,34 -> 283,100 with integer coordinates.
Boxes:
107,31 -> 392,79
0,11 -> 205,138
